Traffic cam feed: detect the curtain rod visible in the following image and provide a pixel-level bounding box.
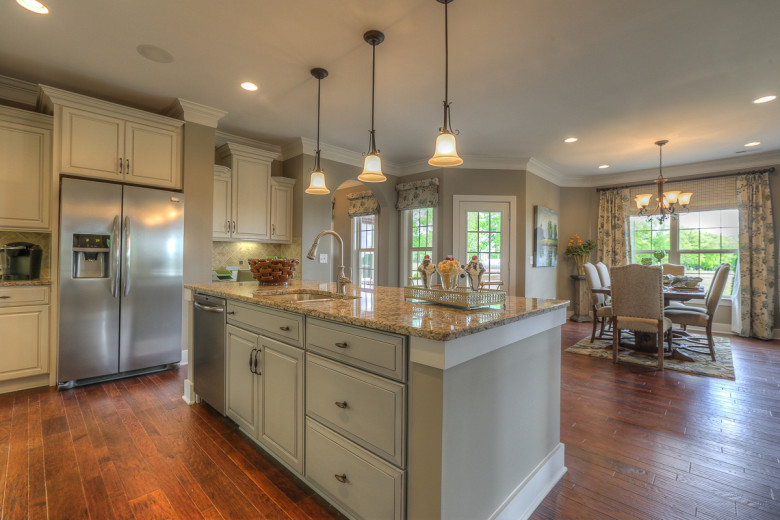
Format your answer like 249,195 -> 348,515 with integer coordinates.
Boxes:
595,166 -> 776,192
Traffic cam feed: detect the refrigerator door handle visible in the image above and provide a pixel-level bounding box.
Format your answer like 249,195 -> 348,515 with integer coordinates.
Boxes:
122,216 -> 132,296
110,216 -> 120,298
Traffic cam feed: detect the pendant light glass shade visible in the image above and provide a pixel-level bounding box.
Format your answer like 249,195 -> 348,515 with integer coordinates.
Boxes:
429,130 -> 463,166
305,67 -> 330,195
358,30 -> 386,183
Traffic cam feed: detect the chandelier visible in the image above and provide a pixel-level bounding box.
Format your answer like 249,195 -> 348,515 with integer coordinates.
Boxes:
635,140 -> 692,223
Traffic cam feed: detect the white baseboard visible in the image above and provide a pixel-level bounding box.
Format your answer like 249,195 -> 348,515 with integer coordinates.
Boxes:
180,349 -> 188,366
182,378 -> 195,405
490,443 -> 567,520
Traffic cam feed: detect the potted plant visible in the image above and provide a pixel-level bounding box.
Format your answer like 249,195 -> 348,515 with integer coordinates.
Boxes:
565,235 -> 596,276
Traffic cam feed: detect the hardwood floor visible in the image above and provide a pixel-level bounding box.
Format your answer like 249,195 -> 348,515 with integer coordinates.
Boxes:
0,322 -> 777,519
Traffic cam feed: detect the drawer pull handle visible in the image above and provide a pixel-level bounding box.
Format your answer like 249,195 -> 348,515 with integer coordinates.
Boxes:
334,401 -> 348,409
227,311 -> 236,315
249,348 -> 256,372
280,326 -> 290,331
334,473 -> 348,483
335,342 -> 348,349
0,296 -> 10,299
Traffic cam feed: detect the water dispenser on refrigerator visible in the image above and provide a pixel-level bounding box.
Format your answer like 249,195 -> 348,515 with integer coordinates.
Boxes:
72,234 -> 110,278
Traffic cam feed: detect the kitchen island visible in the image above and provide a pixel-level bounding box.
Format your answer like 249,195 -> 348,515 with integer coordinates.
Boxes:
185,280 -> 568,520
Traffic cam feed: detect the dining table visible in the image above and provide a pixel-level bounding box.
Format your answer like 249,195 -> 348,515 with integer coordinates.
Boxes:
591,285 -> 707,360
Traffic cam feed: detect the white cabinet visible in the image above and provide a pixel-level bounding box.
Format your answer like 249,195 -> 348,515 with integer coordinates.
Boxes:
0,106 -> 52,230
270,177 -> 295,243
0,286 -> 50,382
39,85 -> 183,189
226,324 -> 260,438
215,143 -> 293,243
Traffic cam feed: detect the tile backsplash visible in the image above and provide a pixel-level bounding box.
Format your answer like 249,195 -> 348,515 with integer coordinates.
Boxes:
212,240 -> 302,271
0,231 -> 51,279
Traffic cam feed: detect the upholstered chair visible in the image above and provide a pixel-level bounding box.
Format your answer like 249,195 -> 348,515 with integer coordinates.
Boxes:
595,262 -> 611,288
662,263 -> 685,276
665,263 -> 730,361
610,264 -> 672,370
583,262 -> 612,343
665,262 -> 726,313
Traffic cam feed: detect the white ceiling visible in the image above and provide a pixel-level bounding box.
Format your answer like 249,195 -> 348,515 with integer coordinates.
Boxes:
2,0 -> 779,183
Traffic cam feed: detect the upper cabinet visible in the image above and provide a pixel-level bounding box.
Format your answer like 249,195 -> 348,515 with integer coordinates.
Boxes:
39,85 -> 183,189
215,143 -> 293,243
0,106 -> 52,231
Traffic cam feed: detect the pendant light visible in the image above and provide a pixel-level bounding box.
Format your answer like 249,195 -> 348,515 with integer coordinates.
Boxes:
358,30 -> 387,183
634,140 -> 693,222
305,67 -> 330,195
428,0 -> 463,167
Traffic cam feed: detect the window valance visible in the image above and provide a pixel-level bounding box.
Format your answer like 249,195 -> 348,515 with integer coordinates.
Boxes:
396,177 -> 439,210
628,176 -> 737,215
347,190 -> 379,217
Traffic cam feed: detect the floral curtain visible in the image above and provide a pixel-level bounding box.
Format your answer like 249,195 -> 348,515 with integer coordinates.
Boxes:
733,172 -> 775,339
597,188 -> 631,267
347,190 -> 379,217
395,177 -> 439,210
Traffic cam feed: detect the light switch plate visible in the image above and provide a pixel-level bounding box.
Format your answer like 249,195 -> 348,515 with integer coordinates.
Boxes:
530,255 -> 534,265
319,253 -> 328,263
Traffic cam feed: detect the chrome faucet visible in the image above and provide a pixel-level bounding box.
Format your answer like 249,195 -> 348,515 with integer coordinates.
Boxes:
307,230 -> 352,293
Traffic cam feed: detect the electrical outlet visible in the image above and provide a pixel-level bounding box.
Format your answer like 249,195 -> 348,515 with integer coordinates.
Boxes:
319,253 -> 328,264
530,255 -> 534,265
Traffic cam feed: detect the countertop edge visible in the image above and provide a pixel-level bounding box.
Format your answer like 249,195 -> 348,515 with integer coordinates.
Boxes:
0,279 -> 52,287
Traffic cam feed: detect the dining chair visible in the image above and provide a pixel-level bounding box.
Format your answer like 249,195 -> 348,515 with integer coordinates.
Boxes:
662,263 -> 685,276
665,262 -> 726,313
610,264 -> 672,370
595,261 -> 611,288
664,263 -> 730,361
583,262 -> 612,343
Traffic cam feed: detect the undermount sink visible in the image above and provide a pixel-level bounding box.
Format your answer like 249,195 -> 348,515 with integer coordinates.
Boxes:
261,291 -> 358,303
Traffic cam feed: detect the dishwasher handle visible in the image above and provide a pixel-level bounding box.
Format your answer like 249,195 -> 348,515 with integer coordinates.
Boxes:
194,302 -> 225,313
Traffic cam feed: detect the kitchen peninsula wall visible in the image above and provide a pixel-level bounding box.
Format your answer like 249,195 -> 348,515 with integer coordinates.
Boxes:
0,231 -> 51,278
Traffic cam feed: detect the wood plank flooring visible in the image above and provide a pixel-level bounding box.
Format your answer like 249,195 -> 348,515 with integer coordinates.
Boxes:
0,322 -> 777,519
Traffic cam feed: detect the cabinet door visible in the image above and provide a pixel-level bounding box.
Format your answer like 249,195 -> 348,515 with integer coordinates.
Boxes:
270,181 -> 293,243
259,337 -> 304,474
226,324 -> 259,438
125,121 -> 181,188
213,169 -> 232,239
232,156 -> 270,240
60,106 -> 124,179
0,119 -> 51,230
0,305 -> 49,381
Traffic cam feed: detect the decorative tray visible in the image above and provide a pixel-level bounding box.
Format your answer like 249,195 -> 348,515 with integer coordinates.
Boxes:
403,285 -> 506,310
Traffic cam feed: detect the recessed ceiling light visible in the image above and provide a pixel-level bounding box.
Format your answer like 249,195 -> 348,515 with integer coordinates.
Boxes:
564,137 -> 578,143
598,164 -> 610,169
136,45 -> 174,64
241,82 -> 259,92
16,0 -> 48,14
744,141 -> 761,147
753,95 -> 776,104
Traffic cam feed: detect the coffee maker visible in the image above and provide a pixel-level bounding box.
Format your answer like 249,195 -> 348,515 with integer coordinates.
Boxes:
1,242 -> 43,281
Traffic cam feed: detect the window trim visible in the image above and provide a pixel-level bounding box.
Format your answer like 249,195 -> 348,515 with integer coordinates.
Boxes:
352,214 -> 378,288
400,207 -> 438,286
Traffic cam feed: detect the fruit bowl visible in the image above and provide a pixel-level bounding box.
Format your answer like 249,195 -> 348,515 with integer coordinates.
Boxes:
247,258 -> 299,285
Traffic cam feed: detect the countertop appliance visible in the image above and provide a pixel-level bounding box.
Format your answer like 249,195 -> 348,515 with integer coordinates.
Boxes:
58,178 -> 184,385
1,242 -> 42,281
193,293 -> 226,414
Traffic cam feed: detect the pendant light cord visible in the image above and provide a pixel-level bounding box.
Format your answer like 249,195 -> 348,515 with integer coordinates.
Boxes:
315,77 -> 322,170
444,0 -> 449,107
367,40 -> 378,155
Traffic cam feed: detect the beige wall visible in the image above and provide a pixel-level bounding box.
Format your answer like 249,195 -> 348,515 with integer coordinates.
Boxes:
525,173 -> 561,299
556,187 -> 599,302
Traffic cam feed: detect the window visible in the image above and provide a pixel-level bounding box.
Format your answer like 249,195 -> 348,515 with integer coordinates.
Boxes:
406,208 -> 435,284
465,210 -> 503,284
630,209 -> 738,296
353,214 -> 376,288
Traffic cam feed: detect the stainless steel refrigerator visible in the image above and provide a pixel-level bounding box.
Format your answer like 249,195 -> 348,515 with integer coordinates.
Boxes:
58,177 -> 184,384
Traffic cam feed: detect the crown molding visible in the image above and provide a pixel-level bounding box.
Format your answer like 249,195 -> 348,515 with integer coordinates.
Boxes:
0,104 -> 52,128
525,158 -> 568,186
165,99 -> 226,128
281,137 -> 400,175
570,149 -> 780,188
0,75 -> 38,107
214,130 -> 282,156
216,141 -> 281,162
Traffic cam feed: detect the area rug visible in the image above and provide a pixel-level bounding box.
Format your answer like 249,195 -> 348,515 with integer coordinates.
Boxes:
565,334 -> 735,380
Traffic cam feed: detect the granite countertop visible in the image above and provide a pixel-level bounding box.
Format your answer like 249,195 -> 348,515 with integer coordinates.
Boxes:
0,279 -> 52,287
186,280 -> 569,342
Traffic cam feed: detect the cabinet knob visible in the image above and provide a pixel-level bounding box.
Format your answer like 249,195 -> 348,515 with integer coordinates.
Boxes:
335,342 -> 348,349
334,474 -> 348,483
227,311 -> 235,315
334,401 -> 348,409
0,296 -> 10,299
279,326 -> 290,331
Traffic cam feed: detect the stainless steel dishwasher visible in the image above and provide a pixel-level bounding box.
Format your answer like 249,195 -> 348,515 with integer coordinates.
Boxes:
193,293 -> 226,414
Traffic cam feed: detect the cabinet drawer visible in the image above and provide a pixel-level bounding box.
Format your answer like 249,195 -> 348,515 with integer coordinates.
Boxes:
306,418 -> 404,520
306,318 -> 406,381
0,286 -> 49,307
307,354 -> 405,467
227,301 -> 302,347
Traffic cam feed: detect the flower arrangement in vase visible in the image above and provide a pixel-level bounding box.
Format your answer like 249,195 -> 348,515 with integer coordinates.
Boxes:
564,234 -> 596,276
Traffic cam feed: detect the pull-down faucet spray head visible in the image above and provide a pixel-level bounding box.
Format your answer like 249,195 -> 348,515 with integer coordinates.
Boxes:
306,230 -> 351,293
306,241 -> 318,260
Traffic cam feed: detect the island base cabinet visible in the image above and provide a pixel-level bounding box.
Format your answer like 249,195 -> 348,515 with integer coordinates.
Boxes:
226,324 -> 259,438
259,337 -> 304,475
306,419 -> 405,520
